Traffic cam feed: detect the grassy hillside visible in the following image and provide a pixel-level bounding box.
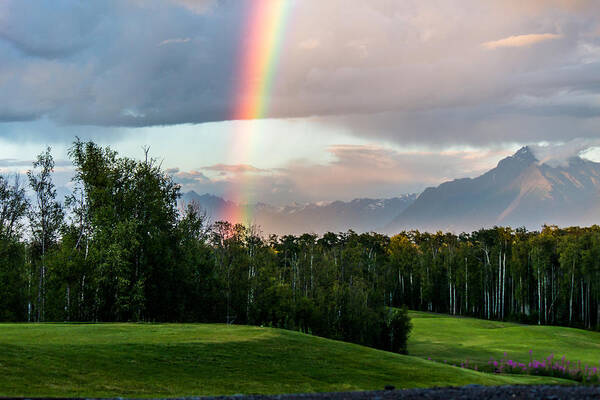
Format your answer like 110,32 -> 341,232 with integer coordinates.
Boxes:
409,311 -> 600,368
0,323 -> 567,398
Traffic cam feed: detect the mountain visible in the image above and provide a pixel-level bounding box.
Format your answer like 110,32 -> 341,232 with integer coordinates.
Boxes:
388,146 -> 600,233
180,191 -> 417,235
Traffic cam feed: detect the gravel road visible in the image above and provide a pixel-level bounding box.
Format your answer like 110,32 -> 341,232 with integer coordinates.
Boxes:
170,385 -> 599,400
4,385 -> 600,400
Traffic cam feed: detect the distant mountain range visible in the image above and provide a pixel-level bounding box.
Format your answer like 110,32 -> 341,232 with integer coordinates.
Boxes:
181,146 -> 600,235
180,192 -> 417,235
388,146 -> 600,232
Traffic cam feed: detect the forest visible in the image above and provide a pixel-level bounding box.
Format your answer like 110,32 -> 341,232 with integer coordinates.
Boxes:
1,140 -> 600,354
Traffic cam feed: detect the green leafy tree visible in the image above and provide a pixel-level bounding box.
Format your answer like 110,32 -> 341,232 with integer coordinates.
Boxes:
27,147 -> 64,321
0,175 -> 28,321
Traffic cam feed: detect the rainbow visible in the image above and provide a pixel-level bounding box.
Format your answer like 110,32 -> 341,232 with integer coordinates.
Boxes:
223,0 -> 292,226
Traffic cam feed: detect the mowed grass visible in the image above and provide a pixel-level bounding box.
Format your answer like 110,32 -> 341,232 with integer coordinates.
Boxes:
409,311 -> 600,369
0,323 -> 569,398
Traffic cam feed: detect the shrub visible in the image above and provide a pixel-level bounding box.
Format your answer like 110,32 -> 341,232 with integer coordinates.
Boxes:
385,306 -> 412,354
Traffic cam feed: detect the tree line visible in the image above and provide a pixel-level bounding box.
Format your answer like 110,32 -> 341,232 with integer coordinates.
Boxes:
388,226 -> 600,328
0,140 -> 410,354
2,140 -> 600,352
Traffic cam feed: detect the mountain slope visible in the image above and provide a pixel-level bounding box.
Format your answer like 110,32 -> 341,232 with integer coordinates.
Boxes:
180,192 -> 416,235
388,147 -> 600,232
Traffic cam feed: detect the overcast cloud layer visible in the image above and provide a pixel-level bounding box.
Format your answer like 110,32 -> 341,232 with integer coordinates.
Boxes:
0,0 -> 598,145
1,0 -> 600,204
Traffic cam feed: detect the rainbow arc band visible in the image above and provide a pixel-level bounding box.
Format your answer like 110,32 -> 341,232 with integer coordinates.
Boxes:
225,0 -> 292,225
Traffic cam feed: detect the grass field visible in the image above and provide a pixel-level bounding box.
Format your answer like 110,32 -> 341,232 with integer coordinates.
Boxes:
0,322 -> 570,398
409,311 -> 600,369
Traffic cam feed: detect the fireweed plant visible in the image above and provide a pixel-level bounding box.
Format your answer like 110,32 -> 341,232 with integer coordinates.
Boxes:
438,351 -> 600,384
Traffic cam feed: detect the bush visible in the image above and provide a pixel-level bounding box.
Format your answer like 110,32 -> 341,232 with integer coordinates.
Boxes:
385,306 -> 412,354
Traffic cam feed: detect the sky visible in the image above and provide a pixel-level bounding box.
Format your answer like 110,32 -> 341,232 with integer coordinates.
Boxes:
1,0 -> 600,205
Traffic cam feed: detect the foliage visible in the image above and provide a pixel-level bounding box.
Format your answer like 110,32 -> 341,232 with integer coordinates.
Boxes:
0,174 -> 28,321
27,147 -> 64,322
0,141 -> 412,353
4,140 -> 600,358
386,306 -> 412,354
478,352 -> 600,384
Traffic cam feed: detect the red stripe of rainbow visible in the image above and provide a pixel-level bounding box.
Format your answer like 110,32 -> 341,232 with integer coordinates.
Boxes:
223,0 -> 292,225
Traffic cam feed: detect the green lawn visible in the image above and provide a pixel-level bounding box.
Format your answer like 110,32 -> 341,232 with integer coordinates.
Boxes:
409,311 -> 600,369
0,322 -> 569,398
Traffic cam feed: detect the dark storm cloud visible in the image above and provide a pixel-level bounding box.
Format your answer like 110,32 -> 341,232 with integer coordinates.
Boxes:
0,1 -> 105,59
0,0 -> 244,127
0,0 -> 599,148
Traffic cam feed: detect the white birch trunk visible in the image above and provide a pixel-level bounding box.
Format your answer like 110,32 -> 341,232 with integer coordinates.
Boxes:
501,252 -> 506,319
537,267 -> 542,325
569,262 -> 574,324
465,257 -> 468,314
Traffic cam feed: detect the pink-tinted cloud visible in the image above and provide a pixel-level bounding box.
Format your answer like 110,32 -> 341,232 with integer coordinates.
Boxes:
483,33 -> 562,49
171,144 -> 514,204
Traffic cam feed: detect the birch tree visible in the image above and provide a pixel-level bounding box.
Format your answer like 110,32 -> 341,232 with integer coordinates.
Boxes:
27,147 -> 64,322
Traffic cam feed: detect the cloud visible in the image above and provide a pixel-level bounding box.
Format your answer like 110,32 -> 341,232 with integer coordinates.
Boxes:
298,38 -> 320,50
203,164 -> 267,175
0,158 -> 72,168
483,33 -> 562,49
0,159 -> 34,167
167,0 -> 215,14
530,138 -> 600,167
158,38 -> 191,46
168,170 -> 211,186
0,1 -> 104,59
0,0 -> 245,126
0,0 -> 599,152
171,144 -> 512,204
